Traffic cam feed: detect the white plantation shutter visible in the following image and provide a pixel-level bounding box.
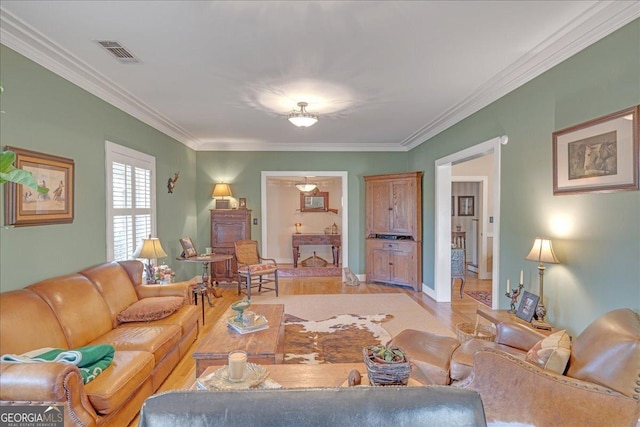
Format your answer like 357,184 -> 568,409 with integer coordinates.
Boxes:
106,142 -> 156,261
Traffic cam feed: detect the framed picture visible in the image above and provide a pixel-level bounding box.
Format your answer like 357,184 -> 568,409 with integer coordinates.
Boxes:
553,105 -> 639,195
451,196 -> 455,216
300,191 -> 328,212
238,197 -> 247,209
458,196 -> 474,216
516,291 -> 540,323
4,146 -> 74,227
179,237 -> 197,258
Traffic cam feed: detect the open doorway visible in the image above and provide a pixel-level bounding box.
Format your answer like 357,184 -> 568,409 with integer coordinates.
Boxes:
433,136 -> 507,309
260,171 -> 349,270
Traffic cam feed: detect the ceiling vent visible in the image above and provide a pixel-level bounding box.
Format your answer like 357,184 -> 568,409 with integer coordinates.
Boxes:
96,40 -> 140,64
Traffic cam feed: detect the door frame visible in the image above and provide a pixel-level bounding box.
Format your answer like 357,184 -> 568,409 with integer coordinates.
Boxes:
432,135 -> 507,308
261,171 -> 349,268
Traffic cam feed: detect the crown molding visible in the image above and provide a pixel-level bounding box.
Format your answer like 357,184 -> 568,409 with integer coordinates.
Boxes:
1,3 -> 637,152
0,8 -> 200,151
401,1 -> 640,150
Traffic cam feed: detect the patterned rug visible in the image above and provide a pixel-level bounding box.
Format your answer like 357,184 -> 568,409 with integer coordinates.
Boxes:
464,290 -> 492,307
249,293 -> 455,365
283,313 -> 393,364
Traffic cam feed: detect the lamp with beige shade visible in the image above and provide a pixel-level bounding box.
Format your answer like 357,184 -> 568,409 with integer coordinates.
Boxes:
524,237 -> 559,322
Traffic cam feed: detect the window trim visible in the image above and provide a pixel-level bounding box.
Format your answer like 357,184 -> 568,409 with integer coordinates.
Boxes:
105,141 -> 157,261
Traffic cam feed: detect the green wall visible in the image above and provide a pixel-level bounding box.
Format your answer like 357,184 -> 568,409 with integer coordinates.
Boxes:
2,19 -> 638,336
410,19 -> 640,335
0,46 -> 199,289
195,151 -> 408,274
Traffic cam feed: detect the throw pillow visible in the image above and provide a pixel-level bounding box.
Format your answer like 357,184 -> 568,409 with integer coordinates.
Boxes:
525,329 -> 571,374
117,296 -> 184,323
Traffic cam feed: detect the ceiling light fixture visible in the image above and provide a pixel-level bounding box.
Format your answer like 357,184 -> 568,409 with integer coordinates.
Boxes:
288,102 -> 319,127
295,177 -> 318,193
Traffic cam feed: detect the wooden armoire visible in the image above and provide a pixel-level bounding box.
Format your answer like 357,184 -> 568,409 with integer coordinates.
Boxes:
365,172 -> 422,291
210,209 -> 251,282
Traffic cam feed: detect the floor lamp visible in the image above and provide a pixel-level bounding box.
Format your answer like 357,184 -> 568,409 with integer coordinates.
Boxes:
524,237 -> 559,322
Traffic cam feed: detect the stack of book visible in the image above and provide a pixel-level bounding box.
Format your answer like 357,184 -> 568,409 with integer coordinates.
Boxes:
227,315 -> 269,334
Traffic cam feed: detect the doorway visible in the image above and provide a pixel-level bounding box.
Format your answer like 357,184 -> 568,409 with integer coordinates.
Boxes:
433,136 -> 507,309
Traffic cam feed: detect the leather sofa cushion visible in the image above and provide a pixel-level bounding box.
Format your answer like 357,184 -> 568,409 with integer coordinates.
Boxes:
450,339 -> 528,381
120,305 -> 199,336
84,350 -> 154,415
0,290 -> 70,355
27,274 -> 114,348
81,262 -> 140,328
117,297 -> 184,323
91,325 -> 181,364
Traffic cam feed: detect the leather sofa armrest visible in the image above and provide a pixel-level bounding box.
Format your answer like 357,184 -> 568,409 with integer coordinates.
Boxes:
134,281 -> 194,303
0,362 -> 98,427
494,322 -> 546,351
463,348 -> 640,426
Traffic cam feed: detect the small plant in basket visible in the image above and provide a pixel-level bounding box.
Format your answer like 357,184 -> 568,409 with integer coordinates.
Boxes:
363,344 -> 411,386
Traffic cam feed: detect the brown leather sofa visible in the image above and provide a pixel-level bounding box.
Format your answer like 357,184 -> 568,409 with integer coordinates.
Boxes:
0,261 -> 199,427
393,308 -> 640,426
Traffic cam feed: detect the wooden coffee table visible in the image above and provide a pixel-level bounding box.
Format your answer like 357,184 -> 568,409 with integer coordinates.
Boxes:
192,304 -> 284,376
194,362 -> 429,389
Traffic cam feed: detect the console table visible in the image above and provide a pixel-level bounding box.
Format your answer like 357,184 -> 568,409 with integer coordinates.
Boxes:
292,233 -> 341,267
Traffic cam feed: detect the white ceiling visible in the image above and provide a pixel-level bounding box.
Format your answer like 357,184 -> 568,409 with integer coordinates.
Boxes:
1,1 -> 638,152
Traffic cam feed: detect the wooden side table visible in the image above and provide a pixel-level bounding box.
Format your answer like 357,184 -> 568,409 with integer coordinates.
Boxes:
475,308 -> 557,336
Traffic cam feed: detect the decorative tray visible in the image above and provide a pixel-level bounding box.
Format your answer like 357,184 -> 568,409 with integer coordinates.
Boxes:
196,363 -> 269,390
227,314 -> 269,334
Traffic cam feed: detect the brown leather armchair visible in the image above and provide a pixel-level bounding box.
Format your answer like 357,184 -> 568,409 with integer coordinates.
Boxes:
393,308 -> 640,426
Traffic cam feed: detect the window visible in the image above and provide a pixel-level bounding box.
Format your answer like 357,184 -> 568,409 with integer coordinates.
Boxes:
106,141 -> 156,261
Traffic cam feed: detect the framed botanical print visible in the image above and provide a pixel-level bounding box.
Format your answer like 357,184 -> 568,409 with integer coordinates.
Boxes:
4,146 -> 74,227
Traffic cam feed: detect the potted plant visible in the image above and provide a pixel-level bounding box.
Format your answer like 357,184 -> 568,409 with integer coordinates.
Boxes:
363,344 -> 411,386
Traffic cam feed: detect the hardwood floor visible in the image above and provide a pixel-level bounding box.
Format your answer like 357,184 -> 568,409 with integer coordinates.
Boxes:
127,274 -> 491,426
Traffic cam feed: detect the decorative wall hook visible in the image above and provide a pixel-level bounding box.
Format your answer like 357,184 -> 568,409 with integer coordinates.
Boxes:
167,172 -> 179,193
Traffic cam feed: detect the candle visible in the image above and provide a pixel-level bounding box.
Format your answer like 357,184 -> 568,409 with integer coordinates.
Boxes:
519,270 -> 524,285
506,279 -> 510,293
228,350 -> 247,382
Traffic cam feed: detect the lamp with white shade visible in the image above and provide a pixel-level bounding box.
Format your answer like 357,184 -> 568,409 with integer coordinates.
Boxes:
295,177 -> 318,193
132,235 -> 168,284
524,237 -> 559,322
212,183 -> 232,209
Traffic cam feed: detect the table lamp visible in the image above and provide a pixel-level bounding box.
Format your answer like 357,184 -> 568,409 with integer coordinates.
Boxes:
212,183 -> 232,209
132,235 -> 168,284
524,237 -> 559,322
295,222 -> 302,234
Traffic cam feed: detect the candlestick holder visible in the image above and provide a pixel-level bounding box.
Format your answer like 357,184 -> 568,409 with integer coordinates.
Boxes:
505,283 -> 524,313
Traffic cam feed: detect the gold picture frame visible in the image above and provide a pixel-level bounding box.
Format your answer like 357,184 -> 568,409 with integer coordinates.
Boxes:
4,146 -> 74,227
553,105 -> 639,195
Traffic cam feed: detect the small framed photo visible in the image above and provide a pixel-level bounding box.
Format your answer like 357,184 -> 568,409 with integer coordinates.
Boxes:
179,237 -> 197,258
553,105 -> 639,195
458,196 -> 474,216
238,197 -> 247,209
516,291 -> 540,323
4,146 -> 75,227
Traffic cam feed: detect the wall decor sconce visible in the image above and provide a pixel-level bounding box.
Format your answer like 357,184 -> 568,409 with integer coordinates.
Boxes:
295,222 -> 302,234
212,182 -> 232,209
167,172 -> 179,193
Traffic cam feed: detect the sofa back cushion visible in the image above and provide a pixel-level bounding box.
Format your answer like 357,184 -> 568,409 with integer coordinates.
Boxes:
81,262 -> 140,328
28,274 -> 113,349
0,290 -> 70,355
566,308 -> 640,398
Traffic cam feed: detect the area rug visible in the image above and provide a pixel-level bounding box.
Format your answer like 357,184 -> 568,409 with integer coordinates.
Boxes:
248,294 -> 455,364
464,290 -> 492,307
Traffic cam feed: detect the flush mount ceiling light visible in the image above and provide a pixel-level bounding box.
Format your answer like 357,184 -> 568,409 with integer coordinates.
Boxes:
288,102 -> 319,127
295,177 -> 318,192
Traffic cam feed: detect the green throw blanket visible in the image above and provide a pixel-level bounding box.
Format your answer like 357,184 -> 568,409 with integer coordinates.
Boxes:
1,344 -> 115,384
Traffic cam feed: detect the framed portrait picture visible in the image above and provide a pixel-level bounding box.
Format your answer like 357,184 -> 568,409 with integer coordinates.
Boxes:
458,196 -> 474,216
516,291 -> 540,323
238,197 -> 247,209
553,105 -> 639,195
179,237 -> 197,258
4,146 -> 74,227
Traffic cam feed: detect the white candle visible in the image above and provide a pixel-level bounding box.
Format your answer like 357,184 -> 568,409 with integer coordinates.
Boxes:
506,279 -> 510,293
228,350 -> 247,382
519,270 -> 524,285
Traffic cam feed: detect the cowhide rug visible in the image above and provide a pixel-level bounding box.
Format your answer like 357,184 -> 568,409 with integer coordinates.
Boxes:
283,313 -> 393,364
